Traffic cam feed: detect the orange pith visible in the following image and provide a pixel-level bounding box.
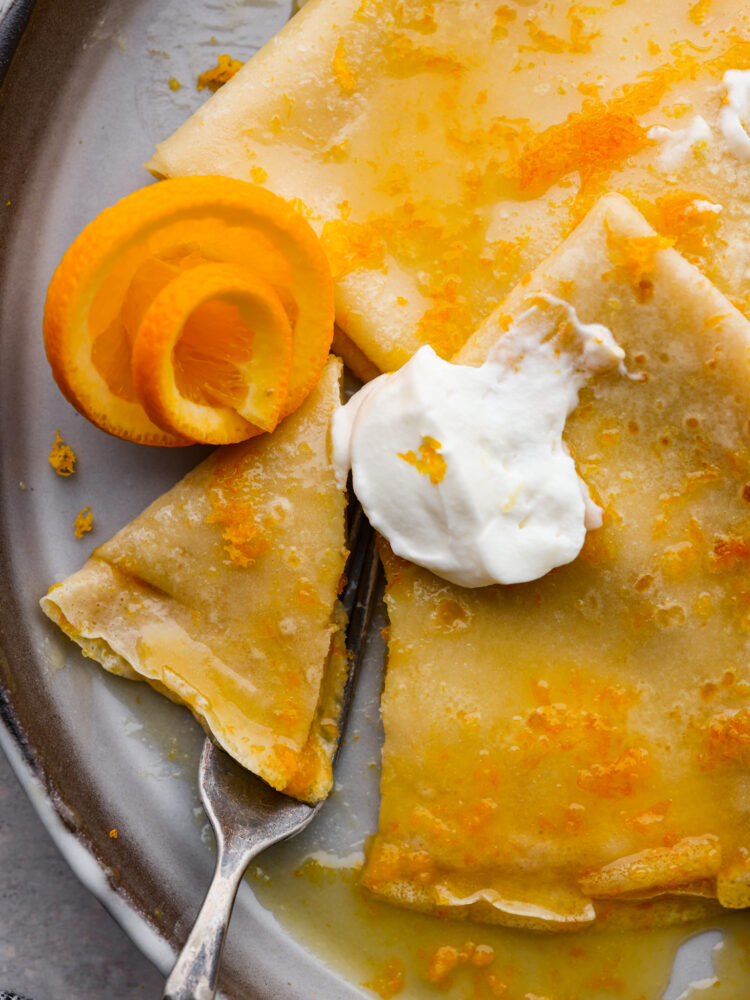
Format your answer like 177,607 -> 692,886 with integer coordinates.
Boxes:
43,176 -> 335,446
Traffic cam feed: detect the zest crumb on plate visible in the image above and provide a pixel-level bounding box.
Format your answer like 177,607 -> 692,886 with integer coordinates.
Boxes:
197,54 -> 244,92
48,429 -> 76,477
73,506 -> 93,539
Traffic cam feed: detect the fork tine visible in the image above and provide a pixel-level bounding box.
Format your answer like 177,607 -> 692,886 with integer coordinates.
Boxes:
333,521 -> 381,766
341,495 -> 372,614
163,500 -> 381,1000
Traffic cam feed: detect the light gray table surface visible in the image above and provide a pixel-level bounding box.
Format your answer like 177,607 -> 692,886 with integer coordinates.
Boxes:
0,746 -> 163,1000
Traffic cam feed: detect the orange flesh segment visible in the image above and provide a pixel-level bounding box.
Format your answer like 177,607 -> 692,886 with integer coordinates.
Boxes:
90,314 -> 140,403
90,254 -> 182,406
131,262 -> 293,442
175,299 -> 255,410
121,254 -> 259,412
93,254 -> 263,414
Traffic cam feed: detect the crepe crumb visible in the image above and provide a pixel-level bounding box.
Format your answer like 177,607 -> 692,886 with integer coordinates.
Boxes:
197,54 -> 244,92
73,506 -> 93,539
427,946 -> 460,984
109,828 -> 118,839
426,941 -> 496,983
363,957 -> 405,998
49,430 -> 76,477
485,973 -> 509,997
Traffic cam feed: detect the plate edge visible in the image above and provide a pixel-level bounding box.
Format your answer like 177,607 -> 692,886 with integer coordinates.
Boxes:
0,695 -> 178,978
0,0 -> 36,88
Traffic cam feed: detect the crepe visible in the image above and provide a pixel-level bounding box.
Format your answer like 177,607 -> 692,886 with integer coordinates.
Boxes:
362,194 -> 750,928
148,0 -> 750,375
41,357 -> 348,804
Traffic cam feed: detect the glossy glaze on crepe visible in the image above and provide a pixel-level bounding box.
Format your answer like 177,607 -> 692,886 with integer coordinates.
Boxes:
148,0 -> 750,376
41,358 -> 348,804
364,195 -> 750,928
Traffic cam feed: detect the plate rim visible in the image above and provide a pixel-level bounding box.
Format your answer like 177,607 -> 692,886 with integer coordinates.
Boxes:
0,0 -> 175,975
0,2 -> 242,992
0,693 -> 177,980
0,0 -> 178,985
0,0 -> 36,87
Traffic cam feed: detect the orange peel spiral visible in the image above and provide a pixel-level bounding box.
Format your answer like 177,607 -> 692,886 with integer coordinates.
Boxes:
43,176 -> 334,446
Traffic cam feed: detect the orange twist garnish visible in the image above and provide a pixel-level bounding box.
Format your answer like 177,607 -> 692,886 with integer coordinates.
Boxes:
43,176 -> 334,446
132,262 -> 293,442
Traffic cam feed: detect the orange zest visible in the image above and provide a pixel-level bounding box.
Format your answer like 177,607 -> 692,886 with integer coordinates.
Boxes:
514,105 -> 649,198
43,176 -> 334,446
397,437 -> 447,484
48,430 -> 77,476
197,54 -> 244,92
73,506 -> 94,539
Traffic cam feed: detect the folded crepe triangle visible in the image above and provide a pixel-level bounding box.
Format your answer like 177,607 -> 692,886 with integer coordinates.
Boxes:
42,357 -> 348,803
364,194 -> 750,928
147,0 -> 750,377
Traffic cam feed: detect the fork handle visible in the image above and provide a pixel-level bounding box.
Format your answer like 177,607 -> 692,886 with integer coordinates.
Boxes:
162,838 -> 255,1000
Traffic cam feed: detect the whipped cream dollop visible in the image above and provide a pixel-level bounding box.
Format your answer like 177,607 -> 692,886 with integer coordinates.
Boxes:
647,115 -> 711,171
719,69 -> 750,161
332,295 -> 625,588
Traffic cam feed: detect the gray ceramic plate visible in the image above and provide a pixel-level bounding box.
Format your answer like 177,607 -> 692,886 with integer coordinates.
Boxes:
0,1 -> 732,997
0,1 -> 387,996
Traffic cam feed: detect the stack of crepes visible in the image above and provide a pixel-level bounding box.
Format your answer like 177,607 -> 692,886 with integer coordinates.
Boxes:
43,0 -> 750,926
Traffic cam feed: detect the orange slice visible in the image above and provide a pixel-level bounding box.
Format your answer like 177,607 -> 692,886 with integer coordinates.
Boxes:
132,262 -> 293,442
43,176 -> 335,446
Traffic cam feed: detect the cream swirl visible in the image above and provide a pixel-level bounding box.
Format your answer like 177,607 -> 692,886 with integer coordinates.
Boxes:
332,295 -> 625,588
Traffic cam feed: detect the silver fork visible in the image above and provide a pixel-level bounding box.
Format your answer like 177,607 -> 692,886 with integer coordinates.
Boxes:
162,503 -> 379,1000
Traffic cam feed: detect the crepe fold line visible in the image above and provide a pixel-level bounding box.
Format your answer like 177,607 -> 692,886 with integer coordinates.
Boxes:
363,194 -> 750,929
42,357 -> 348,804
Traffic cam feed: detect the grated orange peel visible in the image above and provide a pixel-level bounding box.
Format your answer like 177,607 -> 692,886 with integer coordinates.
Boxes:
43,176 -> 334,446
